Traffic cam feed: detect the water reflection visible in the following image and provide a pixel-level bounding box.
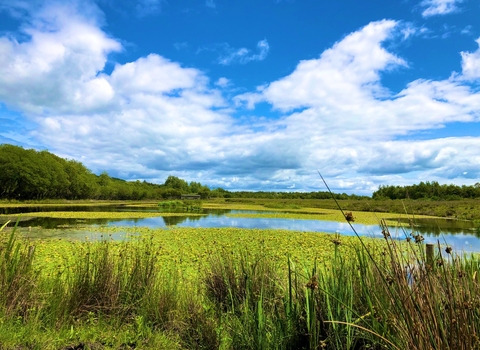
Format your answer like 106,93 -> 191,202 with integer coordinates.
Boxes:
393,218 -> 479,236
0,205 -> 132,215
162,215 -> 204,225
0,205 -> 233,216
2,205 -> 480,252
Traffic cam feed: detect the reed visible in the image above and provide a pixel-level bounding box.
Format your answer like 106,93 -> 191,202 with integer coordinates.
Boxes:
0,220 -> 37,318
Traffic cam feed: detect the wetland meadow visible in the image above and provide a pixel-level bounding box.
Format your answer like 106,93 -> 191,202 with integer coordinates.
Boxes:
1,198 -> 480,349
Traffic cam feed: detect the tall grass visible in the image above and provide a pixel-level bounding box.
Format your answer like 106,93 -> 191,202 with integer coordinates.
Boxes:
0,220 -> 37,318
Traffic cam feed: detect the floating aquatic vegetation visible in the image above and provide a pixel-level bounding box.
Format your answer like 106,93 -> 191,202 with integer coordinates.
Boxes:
225,210 -> 433,226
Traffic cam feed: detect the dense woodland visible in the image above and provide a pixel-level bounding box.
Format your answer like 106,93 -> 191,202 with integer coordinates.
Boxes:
1,144 -> 479,201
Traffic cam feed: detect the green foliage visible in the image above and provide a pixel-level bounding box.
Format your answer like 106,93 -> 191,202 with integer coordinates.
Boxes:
0,220 -> 37,317
158,200 -> 202,212
164,175 -> 189,192
0,144 -> 214,201
373,181 -> 480,200
158,200 -> 187,208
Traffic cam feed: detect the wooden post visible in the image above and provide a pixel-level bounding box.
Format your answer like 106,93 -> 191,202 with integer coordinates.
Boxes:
426,243 -> 434,269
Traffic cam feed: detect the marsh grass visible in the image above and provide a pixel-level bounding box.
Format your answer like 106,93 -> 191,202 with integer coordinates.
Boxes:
371,222 -> 480,349
158,200 -> 185,209
0,220 -> 37,318
158,200 -> 202,212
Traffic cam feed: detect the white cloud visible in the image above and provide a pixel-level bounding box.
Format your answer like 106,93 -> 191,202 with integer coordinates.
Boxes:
0,1 -> 121,114
217,39 -> 270,65
420,0 -> 462,17
232,20 -> 480,190
461,25 -> 472,35
1,5 -> 480,194
110,54 -> 201,95
401,26 -> 417,40
215,77 -> 230,87
460,38 -> 480,81
241,20 -> 406,112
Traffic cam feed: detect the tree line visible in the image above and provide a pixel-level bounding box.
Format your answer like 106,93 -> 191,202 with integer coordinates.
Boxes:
0,144 -> 212,200
4,144 -> 476,202
372,181 -> 480,200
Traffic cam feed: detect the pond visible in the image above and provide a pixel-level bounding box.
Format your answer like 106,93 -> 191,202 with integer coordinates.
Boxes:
2,205 -> 480,253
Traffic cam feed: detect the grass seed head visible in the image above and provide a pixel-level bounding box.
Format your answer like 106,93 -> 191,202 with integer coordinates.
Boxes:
344,212 -> 355,222
382,229 -> 390,239
414,234 -> 424,243
306,275 -> 319,290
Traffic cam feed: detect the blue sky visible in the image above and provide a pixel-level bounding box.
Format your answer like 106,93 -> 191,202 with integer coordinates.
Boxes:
1,0 -> 480,194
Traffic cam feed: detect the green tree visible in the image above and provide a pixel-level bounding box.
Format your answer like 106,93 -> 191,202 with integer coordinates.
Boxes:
164,175 -> 189,193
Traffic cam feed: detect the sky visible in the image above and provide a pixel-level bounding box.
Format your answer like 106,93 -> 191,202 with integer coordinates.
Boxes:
0,0 -> 480,195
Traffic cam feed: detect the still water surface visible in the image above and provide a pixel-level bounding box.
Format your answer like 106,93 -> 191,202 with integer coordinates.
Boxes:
3,205 -> 480,253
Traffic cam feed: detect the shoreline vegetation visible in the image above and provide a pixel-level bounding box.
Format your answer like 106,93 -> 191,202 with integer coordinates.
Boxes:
1,197 -> 477,223
2,144 -> 480,205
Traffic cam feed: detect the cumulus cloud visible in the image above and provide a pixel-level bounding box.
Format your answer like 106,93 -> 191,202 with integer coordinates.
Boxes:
0,1 -> 121,114
233,20 -> 480,190
217,39 -> 270,65
356,138 -> 480,177
110,55 -> 201,95
0,1 -> 233,179
420,0 -> 462,17
1,3 -> 480,193
247,20 -> 406,111
238,20 -> 480,136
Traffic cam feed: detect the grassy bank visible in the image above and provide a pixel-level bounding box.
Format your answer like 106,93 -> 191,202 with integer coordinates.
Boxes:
0,211 -> 205,220
204,198 -> 480,221
2,197 -> 479,221
1,221 -> 479,349
0,200 -> 158,207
